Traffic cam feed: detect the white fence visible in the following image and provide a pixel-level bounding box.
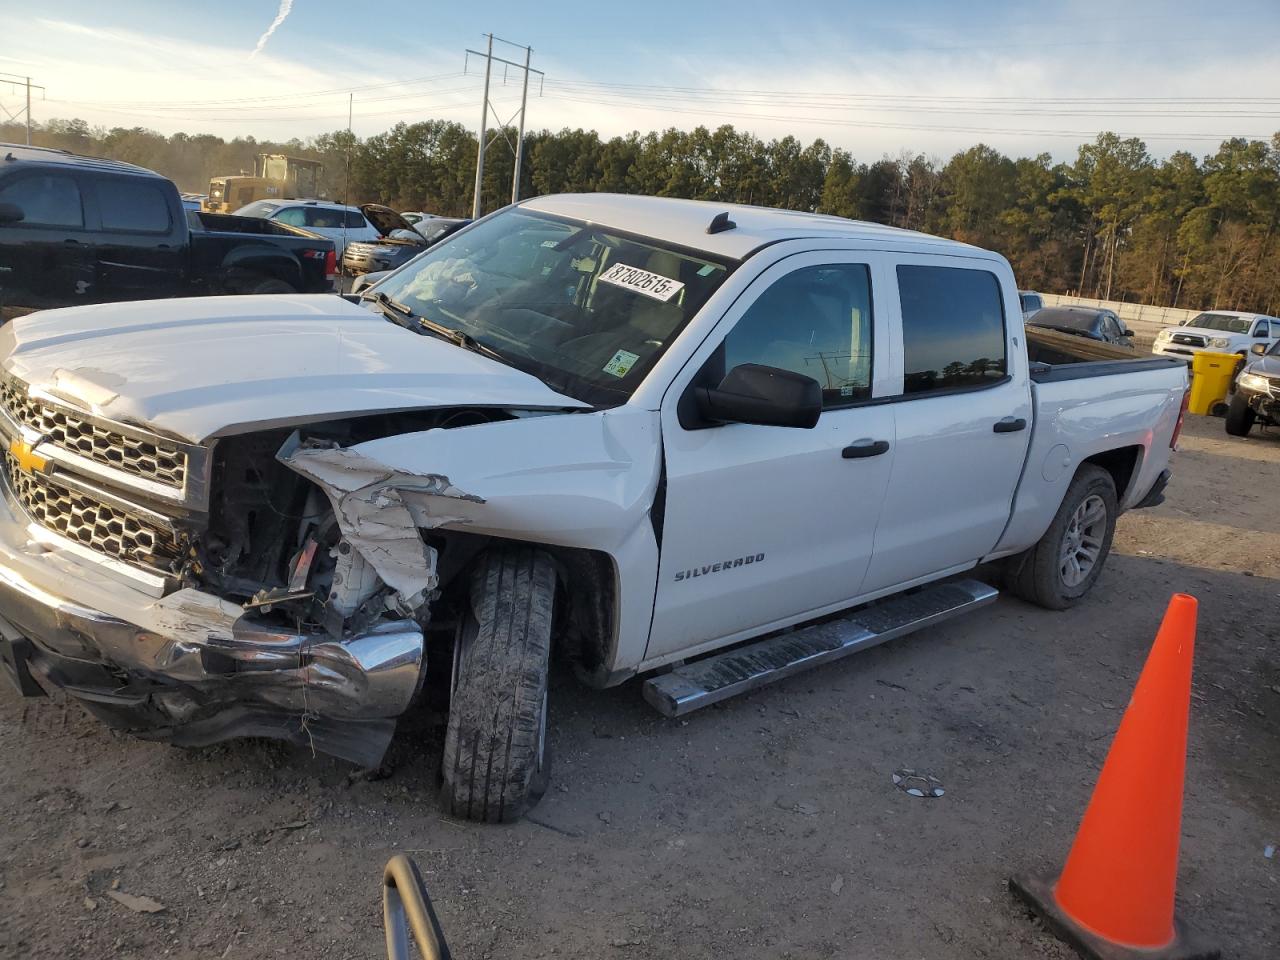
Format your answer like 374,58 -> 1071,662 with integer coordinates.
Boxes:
1036,294 -> 1202,349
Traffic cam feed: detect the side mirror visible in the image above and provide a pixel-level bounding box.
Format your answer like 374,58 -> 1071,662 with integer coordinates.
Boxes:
0,201 -> 24,224
1251,343 -> 1267,356
696,363 -> 822,429
1256,332 -> 1270,338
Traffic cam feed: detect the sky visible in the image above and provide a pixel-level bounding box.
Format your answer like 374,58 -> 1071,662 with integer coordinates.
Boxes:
2,0 -> 1279,162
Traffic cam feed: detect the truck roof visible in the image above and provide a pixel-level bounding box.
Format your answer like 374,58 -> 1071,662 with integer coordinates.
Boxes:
0,142 -> 164,179
520,193 -> 989,261
1190,309 -> 1278,320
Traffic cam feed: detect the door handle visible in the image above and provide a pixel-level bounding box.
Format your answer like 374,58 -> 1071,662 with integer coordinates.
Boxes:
841,439 -> 890,459
993,417 -> 1027,433
63,239 -> 80,245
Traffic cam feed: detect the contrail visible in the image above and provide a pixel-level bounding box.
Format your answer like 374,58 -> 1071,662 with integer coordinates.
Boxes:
250,0 -> 294,58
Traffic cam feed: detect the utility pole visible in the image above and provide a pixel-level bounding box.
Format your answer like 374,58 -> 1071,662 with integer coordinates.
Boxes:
0,74 -> 45,144
471,34 -> 493,221
464,35 -> 543,219
512,44 -> 531,205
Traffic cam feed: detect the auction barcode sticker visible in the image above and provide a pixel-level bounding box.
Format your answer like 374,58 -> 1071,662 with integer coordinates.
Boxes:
598,262 -> 685,302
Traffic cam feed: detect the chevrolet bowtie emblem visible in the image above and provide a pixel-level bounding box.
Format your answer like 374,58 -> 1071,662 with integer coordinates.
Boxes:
9,438 -> 49,475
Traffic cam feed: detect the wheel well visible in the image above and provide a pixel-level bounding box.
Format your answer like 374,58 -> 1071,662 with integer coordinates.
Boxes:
430,532 -> 618,680
1082,446 -> 1141,501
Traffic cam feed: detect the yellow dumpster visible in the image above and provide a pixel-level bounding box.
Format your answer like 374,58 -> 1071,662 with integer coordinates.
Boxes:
1187,351 -> 1239,415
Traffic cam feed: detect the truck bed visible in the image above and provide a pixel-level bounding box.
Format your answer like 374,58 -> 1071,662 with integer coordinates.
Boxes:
188,211 -> 323,240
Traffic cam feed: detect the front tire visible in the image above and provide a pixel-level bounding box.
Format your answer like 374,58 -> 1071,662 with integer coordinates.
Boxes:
440,546 -> 554,823
1224,392 -> 1256,436
1005,465 -> 1118,610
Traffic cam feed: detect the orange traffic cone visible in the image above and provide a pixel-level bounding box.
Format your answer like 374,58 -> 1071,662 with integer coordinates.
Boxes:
1010,594 -> 1219,960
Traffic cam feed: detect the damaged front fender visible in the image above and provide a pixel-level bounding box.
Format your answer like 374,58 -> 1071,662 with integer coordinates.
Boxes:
277,432 -> 484,614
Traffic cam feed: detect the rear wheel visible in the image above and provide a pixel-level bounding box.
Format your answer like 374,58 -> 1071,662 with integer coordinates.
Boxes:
1224,391 -> 1256,436
1005,465 -> 1118,610
440,546 -> 554,823
245,276 -> 296,295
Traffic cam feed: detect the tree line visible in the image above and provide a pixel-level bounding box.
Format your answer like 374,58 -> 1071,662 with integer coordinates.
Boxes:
4,116 -> 1279,314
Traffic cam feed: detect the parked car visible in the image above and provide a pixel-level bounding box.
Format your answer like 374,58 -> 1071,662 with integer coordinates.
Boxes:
0,195 -> 1188,823
1027,306 -> 1134,348
0,143 -> 336,310
1019,290 -> 1044,318
234,199 -> 416,258
344,217 -> 470,277
180,193 -> 207,212
401,211 -> 436,226
1153,310 -> 1280,363
1224,341 -> 1280,436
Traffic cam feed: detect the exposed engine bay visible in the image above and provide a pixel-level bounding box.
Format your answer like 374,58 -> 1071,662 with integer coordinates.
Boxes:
189,407 -> 510,636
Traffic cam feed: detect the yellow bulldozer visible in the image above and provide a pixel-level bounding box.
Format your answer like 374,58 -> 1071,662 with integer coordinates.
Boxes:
202,154 -> 324,214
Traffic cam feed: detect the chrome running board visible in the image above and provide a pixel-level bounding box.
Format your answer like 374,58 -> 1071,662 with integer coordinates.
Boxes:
642,579 -> 998,717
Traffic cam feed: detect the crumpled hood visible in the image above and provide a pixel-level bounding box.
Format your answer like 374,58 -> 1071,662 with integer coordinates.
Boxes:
0,295 -> 587,443
1247,353 -> 1280,377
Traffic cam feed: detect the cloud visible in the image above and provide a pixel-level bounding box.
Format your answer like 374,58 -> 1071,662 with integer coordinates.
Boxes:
250,0 -> 294,59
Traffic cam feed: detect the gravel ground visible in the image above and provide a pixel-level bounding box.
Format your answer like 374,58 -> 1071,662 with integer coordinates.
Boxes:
0,413 -> 1276,959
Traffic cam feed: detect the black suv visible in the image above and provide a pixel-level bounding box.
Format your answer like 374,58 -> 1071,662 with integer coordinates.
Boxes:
0,144 -> 336,313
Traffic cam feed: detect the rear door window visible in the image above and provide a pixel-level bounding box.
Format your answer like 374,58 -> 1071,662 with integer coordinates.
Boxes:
97,179 -> 172,234
0,173 -> 84,228
303,208 -> 345,229
274,207 -> 307,227
897,264 -> 1007,395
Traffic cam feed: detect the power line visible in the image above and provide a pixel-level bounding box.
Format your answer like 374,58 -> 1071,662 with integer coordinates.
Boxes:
0,72 -> 45,144
542,78 -> 1280,105
44,72 -> 470,110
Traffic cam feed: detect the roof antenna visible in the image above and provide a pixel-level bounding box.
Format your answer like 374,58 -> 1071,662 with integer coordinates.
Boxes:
706,211 -> 737,234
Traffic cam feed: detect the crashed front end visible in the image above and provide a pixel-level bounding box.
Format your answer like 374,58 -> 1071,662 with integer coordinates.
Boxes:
0,372 -> 478,765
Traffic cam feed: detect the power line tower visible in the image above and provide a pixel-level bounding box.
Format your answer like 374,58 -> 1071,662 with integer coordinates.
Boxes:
0,74 -> 46,145
464,35 -> 544,219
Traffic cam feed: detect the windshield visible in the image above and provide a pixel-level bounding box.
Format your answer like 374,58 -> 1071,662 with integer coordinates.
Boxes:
235,200 -> 281,218
1190,313 -> 1251,334
371,207 -> 732,406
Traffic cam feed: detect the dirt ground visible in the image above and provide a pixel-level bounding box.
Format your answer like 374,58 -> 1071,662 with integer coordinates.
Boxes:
1,412 -> 1277,960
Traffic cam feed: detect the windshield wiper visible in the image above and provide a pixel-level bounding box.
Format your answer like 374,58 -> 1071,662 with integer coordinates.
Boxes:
414,313 -> 512,365
372,291 -> 580,401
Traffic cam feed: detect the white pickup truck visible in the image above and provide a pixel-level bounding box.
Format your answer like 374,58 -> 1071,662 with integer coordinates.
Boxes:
0,195 -> 1188,822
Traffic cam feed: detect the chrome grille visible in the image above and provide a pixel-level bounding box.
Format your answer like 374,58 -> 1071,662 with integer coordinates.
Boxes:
0,376 -> 187,489
4,452 -> 184,573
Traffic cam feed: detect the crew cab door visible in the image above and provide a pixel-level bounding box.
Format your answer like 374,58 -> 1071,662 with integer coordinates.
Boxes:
648,252 -> 895,661
84,175 -> 185,301
857,257 -> 1033,595
0,169 -> 94,309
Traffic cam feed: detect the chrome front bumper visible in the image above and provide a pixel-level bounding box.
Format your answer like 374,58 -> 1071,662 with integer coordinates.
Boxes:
0,488 -> 425,765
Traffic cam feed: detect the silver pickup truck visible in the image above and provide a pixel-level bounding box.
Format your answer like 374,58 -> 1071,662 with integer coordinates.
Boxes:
0,195 -> 1188,821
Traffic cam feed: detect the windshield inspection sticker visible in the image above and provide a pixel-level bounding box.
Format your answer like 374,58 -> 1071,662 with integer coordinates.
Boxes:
598,262 -> 685,302
603,349 -> 641,378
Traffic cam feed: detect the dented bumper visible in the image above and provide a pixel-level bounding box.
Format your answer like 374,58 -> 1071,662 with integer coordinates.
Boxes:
0,489 -> 424,765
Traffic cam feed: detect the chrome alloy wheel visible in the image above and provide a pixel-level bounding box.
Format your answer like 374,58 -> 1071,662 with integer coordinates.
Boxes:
1060,494 -> 1107,587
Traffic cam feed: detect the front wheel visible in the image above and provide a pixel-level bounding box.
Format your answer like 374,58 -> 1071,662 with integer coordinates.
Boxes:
440,546 -> 554,823
1005,464 -> 1118,610
1224,391 -> 1256,436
